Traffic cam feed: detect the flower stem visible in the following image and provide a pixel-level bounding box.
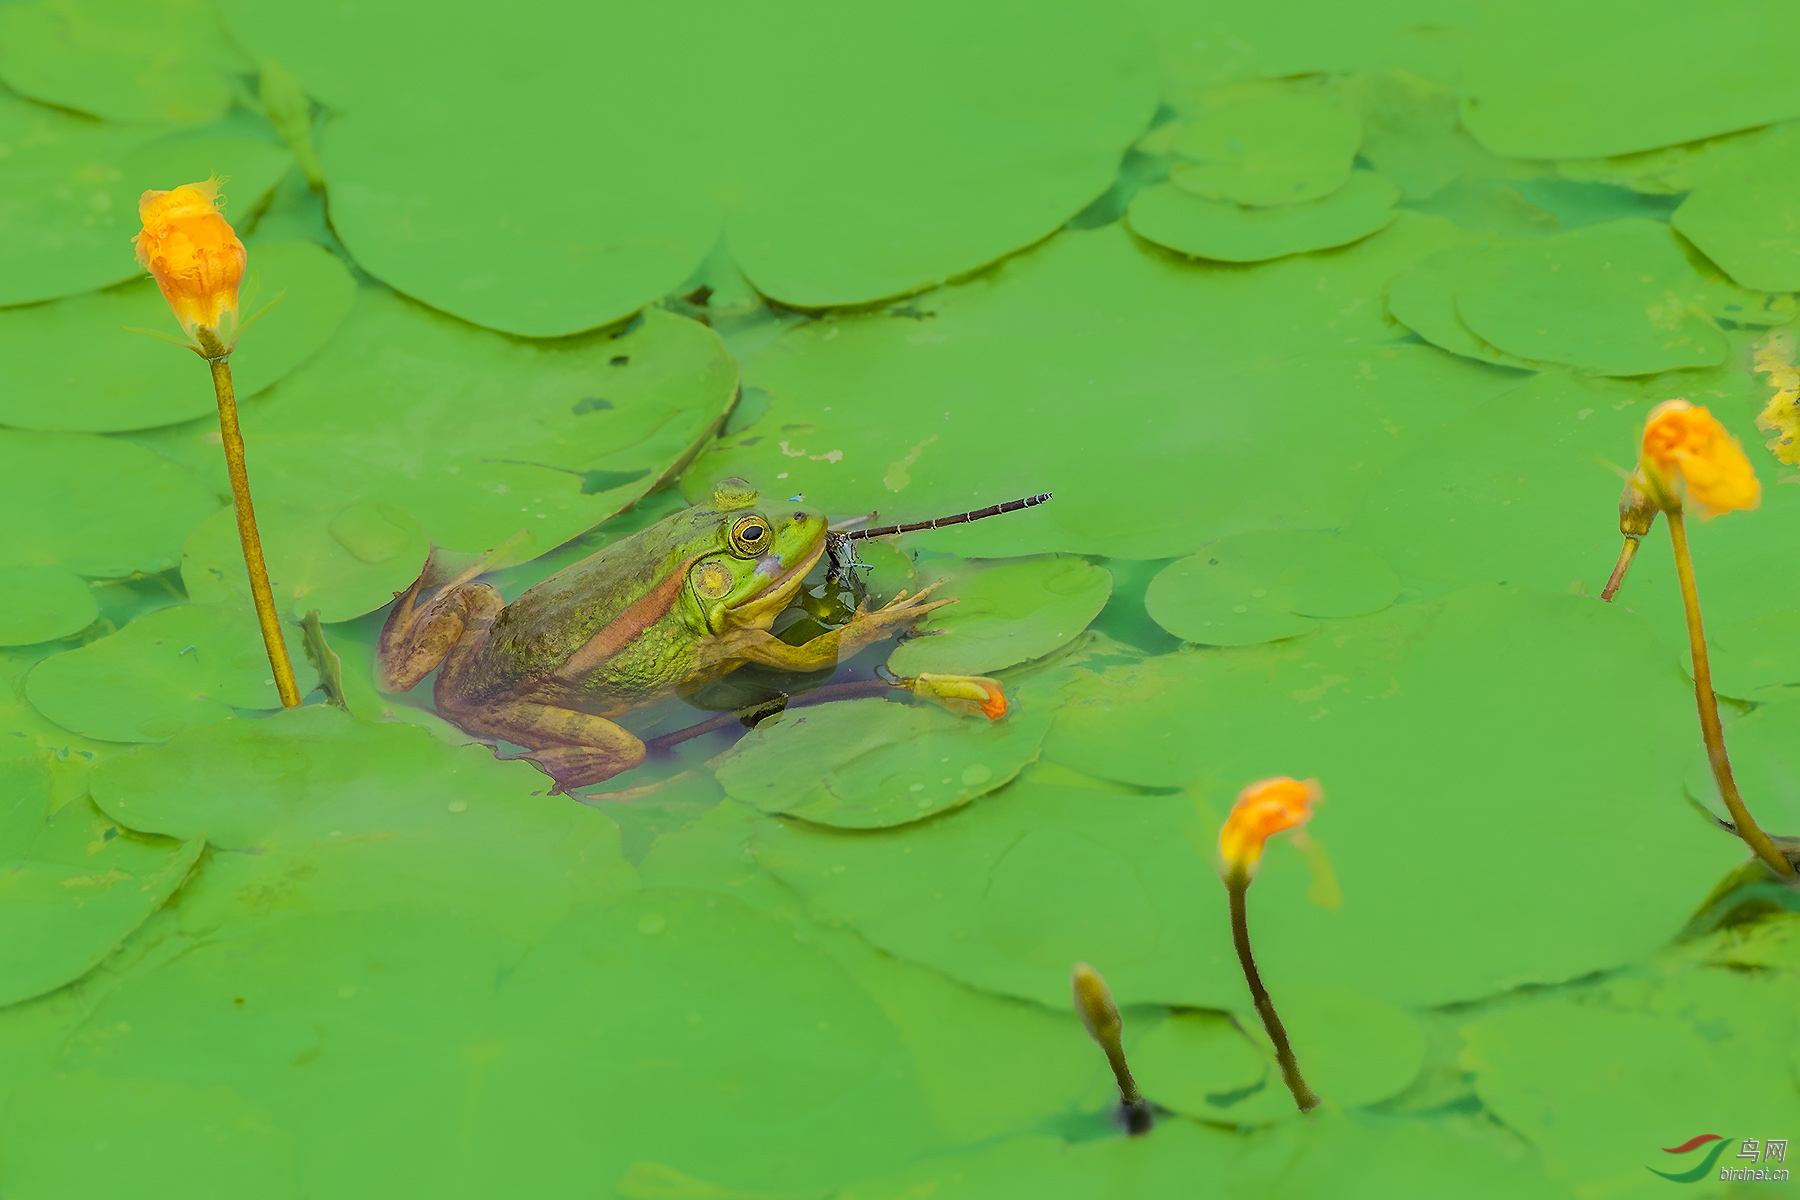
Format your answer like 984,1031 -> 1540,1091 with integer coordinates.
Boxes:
1600,536 -> 1639,602
204,345 -> 301,708
1667,511 -> 1795,877
1227,871 -> 1320,1111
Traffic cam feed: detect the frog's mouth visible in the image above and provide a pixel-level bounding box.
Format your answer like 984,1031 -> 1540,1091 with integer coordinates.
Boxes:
732,534 -> 827,626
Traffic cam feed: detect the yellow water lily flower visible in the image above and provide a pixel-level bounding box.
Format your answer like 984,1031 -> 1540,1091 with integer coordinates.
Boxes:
132,178 -> 246,352
1636,399 -> 1761,517
1754,330 -> 1800,466
1218,775 -> 1321,877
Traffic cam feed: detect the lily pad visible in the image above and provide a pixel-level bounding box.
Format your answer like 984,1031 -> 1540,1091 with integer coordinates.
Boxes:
1453,219 -> 1728,376
1701,610 -> 1800,703
1685,700 -> 1800,836
1167,85 -> 1362,207
1128,172 -> 1401,263
24,603 -> 316,742
887,554 -> 1112,676
88,705 -> 636,942
777,587 -> 1742,1008
222,0 -> 1154,333
1384,246 -> 1541,370
0,97 -> 291,307
0,759 -> 202,1007
145,290 -> 737,558
1672,124 -> 1800,294
687,219 -> 1517,560
0,0 -> 249,124
1459,0 -> 1800,159
0,240 -> 358,433
1461,968 -> 1800,1196
182,499 -> 428,623
0,566 -> 98,646
0,431 -> 219,579
1140,987 -> 1424,1123
715,697 -> 1049,829
1144,530 -> 1399,646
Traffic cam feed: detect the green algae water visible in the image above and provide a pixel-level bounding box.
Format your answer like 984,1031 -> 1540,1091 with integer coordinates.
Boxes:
2,0 -> 1800,1195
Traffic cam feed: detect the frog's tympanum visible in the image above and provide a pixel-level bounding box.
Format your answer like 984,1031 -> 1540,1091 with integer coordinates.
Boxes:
375,479 -> 952,790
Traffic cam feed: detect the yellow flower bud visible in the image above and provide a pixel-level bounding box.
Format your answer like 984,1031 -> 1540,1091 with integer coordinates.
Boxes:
901,672 -> 1006,720
132,178 -> 246,354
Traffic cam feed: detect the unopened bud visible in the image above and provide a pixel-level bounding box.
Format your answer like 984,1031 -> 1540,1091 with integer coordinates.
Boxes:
897,673 -> 1007,720
1618,480 -> 1658,537
259,61 -> 326,190
1071,962 -> 1151,1133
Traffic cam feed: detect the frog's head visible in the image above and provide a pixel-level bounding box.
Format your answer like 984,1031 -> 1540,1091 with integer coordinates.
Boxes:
686,478 -> 828,634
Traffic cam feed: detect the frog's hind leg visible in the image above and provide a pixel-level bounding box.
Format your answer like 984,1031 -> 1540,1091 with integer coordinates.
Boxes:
435,690 -> 647,794
375,569 -> 505,693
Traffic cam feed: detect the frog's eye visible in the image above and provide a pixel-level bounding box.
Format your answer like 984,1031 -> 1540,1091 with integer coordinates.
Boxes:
729,514 -> 772,556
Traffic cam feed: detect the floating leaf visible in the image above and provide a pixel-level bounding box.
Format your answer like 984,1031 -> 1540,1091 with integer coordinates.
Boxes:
0,431 -> 218,579
24,604 -> 316,742
0,759 -> 201,1007
715,697 -> 1049,829
1128,172 -> 1400,263
182,499 -> 428,623
0,566 -> 97,647
221,1 -> 1155,333
0,0 -> 249,124
0,97 -> 291,307
887,554 -> 1112,676
0,240 -> 357,433
1672,124 -> 1800,294
1459,0 -> 1800,158
1453,219 -> 1727,376
1144,530 -> 1399,646
1167,84 -> 1361,207
144,291 -> 737,557
1385,245 -> 1540,370
687,219 -> 1516,560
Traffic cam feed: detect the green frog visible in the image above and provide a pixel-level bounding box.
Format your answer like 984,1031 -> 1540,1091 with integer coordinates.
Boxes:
375,479 -> 950,791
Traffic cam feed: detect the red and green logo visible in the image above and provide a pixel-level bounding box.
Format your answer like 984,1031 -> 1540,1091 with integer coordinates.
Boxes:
1651,1134 -> 1732,1182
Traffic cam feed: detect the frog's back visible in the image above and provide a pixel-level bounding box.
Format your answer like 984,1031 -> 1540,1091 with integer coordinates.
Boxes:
480,509 -> 718,685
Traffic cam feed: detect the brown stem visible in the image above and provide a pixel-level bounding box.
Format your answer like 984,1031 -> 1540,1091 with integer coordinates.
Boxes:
1600,537 -> 1639,602
201,338 -> 300,708
644,679 -> 900,753
1227,872 -> 1320,1111
1667,511 -> 1795,877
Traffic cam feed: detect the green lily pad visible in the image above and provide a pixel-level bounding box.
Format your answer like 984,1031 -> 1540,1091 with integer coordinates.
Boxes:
0,759 -> 202,1007
1453,220 -> 1728,376
1459,0 -> 1800,159
0,566 -> 98,646
24,603 -> 317,742
0,97 -> 291,307
1385,246 -> 1541,370
0,0 -> 249,124
0,1070 -> 298,1199
0,431 -> 219,579
1701,610 -> 1800,703
88,705 -> 635,942
0,240 -> 358,433
754,780 -> 1234,1008
1128,172 -> 1401,263
1129,1011 -> 1270,1119
832,1121 -> 1236,1200
221,2 -> 1154,333
776,587 -> 1739,1009
1672,124 -> 1800,294
1144,530 -> 1399,646
1167,84 -> 1362,207
144,290 -> 737,558
687,219 -> 1517,560
182,499 -> 428,623
466,891 -> 940,1194
1684,700 -> 1800,835
1461,967 -> 1800,1196
887,554 -> 1112,676
715,697 -> 1049,829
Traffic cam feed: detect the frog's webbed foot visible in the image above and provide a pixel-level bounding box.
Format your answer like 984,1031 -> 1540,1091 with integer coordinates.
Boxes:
838,579 -> 956,657
438,693 -> 646,793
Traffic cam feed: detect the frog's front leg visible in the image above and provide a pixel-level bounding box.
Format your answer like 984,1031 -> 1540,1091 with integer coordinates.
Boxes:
725,581 -> 955,673
437,690 -> 646,792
